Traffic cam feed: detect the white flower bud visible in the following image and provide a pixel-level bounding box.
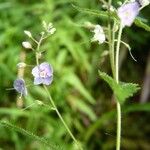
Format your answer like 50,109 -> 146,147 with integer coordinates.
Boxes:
117,1 -> 123,6
17,62 -> 26,68
49,28 -> 56,34
36,100 -> 43,105
91,25 -> 105,44
24,30 -> 32,38
22,41 -> 32,49
42,21 -> 47,30
139,0 -> 150,8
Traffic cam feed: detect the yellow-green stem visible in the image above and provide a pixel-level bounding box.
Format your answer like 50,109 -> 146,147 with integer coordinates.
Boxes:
115,25 -> 123,150
34,34 -> 82,150
43,85 -> 82,150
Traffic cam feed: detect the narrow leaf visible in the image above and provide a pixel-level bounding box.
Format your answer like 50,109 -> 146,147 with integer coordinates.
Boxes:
0,121 -> 61,150
134,18 -> 150,32
72,4 -> 117,20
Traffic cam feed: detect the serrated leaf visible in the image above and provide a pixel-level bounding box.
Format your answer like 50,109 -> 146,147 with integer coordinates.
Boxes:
98,71 -> 140,104
134,18 -> 150,32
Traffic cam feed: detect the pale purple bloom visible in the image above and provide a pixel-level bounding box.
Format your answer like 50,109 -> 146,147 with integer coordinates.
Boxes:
13,78 -> 27,96
32,62 -> 53,85
117,2 -> 140,27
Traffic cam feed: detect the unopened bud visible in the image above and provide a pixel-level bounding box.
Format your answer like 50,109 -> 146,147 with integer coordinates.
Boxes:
24,30 -> 32,38
17,62 -> 26,68
22,41 -> 32,49
49,28 -> 56,34
36,100 -> 43,105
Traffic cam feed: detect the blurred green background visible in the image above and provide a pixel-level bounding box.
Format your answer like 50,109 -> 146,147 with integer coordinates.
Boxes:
0,0 -> 150,150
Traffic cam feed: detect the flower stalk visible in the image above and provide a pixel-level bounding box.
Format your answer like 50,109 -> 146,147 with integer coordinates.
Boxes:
115,24 -> 123,150
34,34 -> 82,150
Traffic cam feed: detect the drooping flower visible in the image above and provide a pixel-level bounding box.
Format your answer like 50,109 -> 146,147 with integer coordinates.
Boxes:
117,2 -> 140,27
32,62 -> 53,85
91,25 -> 105,44
13,78 -> 27,96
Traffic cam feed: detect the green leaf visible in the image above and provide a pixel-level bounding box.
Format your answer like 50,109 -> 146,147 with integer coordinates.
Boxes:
63,72 -> 95,104
134,18 -> 150,32
98,71 -> 140,104
75,98 -> 96,121
0,121 -> 61,150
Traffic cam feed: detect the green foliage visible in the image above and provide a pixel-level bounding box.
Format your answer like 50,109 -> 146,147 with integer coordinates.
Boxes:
135,18 -> 150,32
0,0 -> 149,149
0,121 -> 61,150
98,71 -> 140,104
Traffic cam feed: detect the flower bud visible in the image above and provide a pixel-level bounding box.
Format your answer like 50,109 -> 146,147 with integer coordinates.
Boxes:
17,62 -> 26,68
22,41 -> 32,49
24,30 -> 32,38
36,100 -> 43,105
91,25 -> 105,44
49,28 -> 56,34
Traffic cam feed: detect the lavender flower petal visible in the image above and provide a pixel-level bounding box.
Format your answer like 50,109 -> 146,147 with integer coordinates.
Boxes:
34,77 -> 43,85
117,2 -> 140,27
32,66 -> 40,77
32,62 -> 53,85
40,62 -> 53,76
43,76 -> 53,85
13,78 -> 27,96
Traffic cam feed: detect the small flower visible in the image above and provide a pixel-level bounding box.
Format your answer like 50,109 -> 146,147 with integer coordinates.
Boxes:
24,30 -> 32,38
13,78 -> 27,96
22,41 -> 32,49
117,2 -> 140,27
91,25 -> 105,44
32,62 -> 53,85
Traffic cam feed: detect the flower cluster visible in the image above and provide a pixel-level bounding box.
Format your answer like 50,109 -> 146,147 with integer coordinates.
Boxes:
13,22 -> 55,97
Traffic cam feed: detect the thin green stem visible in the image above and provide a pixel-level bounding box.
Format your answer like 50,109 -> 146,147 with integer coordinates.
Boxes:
35,34 -> 44,66
107,0 -> 116,78
115,26 -> 123,82
34,34 -> 82,150
116,101 -> 121,150
115,24 -> 123,150
43,85 -> 82,150
36,53 -> 39,66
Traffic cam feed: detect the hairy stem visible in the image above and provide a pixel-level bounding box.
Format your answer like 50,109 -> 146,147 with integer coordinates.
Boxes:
115,26 -> 123,82
115,25 -> 123,150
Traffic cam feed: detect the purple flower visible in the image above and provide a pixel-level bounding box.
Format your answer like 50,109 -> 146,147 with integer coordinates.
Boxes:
13,78 -> 27,96
32,62 -> 53,85
117,2 -> 140,27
